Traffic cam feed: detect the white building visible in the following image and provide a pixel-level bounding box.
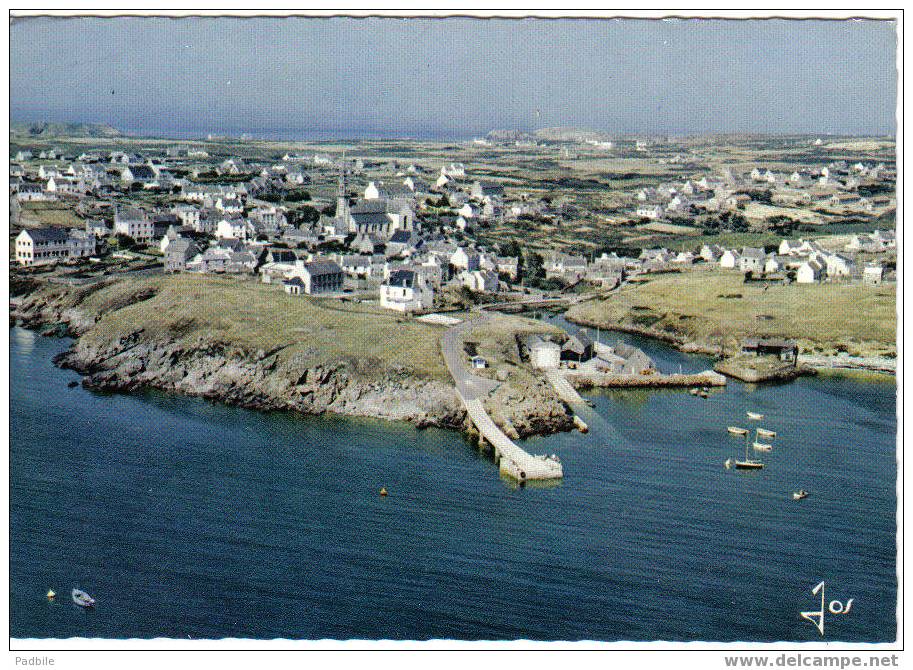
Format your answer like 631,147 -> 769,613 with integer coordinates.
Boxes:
738,248 -> 766,273
462,270 -> 500,293
286,261 -> 344,294
863,264 -> 885,285
379,269 -> 434,312
720,249 -> 740,269
216,217 -> 253,241
636,204 -> 664,220
450,247 -> 481,271
15,228 -> 95,266
114,207 -> 155,243
825,254 -> 856,279
528,336 -> 561,369
796,260 -> 824,284
15,228 -> 70,266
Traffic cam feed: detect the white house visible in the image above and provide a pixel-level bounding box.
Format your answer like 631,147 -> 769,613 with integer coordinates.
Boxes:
379,269 -> 434,312
462,270 -> 500,293
636,204 -> 664,220
46,176 -> 80,194
796,260 -> 824,284
450,247 -> 481,271
286,261 -> 344,294
863,264 -> 885,285
738,247 -> 766,273
216,217 -> 253,241
528,336 -> 561,369
720,249 -> 740,269
15,228 -> 70,266
441,162 -> 466,178
825,254 -> 856,279
114,207 -> 155,243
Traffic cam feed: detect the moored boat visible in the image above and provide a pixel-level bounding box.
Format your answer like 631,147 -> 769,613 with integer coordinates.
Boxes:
753,442 -> 773,452
71,588 -> 95,608
792,489 -> 809,500
727,426 -> 749,436
734,460 -> 765,470
747,411 -> 764,420
756,428 -> 777,438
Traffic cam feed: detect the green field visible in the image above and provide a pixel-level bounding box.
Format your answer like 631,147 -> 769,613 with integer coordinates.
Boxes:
566,269 -> 896,358
40,274 -> 452,381
27,274 -> 567,386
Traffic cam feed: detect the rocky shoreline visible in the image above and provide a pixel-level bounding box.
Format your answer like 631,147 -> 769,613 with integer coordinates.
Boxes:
12,293 -> 574,441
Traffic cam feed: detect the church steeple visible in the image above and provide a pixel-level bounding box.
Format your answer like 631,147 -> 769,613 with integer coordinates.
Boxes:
336,162 -> 352,232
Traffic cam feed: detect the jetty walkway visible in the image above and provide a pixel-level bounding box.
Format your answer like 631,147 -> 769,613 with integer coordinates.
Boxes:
441,316 -> 563,481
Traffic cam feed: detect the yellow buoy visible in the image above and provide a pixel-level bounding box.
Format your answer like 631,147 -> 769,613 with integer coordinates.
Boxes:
379,487 -> 388,497
46,590 -> 56,600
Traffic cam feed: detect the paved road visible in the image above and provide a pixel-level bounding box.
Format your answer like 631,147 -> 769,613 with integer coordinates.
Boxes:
440,315 -> 499,401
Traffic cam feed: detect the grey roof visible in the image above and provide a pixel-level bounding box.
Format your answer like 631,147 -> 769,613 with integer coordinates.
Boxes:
387,269 -> 417,287
351,211 -> 391,228
741,247 -> 766,259
25,227 -> 70,243
388,230 -> 412,244
126,165 -> 156,179
304,261 -> 343,276
167,238 -> 198,255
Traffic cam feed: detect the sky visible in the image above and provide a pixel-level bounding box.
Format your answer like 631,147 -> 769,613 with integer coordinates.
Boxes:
10,16 -> 898,138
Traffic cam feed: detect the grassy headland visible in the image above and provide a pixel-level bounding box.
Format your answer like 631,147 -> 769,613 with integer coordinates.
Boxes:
566,268 -> 896,359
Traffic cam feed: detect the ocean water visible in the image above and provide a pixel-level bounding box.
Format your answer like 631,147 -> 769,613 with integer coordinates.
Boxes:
10,326 -> 897,641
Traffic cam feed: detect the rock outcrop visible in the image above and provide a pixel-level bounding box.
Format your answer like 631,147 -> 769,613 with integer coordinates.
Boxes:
12,288 -> 573,438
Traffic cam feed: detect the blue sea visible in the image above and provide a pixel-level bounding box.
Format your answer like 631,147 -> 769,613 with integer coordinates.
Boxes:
10,326 -> 897,641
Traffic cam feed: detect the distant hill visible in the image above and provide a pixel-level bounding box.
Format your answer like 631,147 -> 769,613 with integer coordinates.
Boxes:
10,121 -> 123,138
485,129 -> 535,143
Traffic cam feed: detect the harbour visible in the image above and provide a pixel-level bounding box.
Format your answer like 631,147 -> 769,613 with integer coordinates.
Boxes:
10,326 -> 897,641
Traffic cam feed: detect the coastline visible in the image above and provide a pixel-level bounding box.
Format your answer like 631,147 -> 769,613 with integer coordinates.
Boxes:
10,284 -> 575,441
564,313 -> 896,377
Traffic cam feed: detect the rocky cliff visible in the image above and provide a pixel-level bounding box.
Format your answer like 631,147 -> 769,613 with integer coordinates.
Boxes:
13,286 -> 573,439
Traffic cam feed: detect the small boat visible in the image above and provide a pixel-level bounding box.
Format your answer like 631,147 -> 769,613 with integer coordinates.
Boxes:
46,590 -> 56,601
728,428 -> 765,470
690,388 -> 700,396
71,589 -> 95,608
727,426 -> 749,436
756,428 -> 777,439
734,460 -> 765,470
792,490 -> 809,500
747,412 -> 764,420
753,442 -> 773,452
725,457 -> 764,469
699,391 -> 709,398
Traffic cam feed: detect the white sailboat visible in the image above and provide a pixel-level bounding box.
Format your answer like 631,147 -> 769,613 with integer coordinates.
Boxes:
747,411 -> 764,421
727,426 -> 749,436
726,429 -> 764,469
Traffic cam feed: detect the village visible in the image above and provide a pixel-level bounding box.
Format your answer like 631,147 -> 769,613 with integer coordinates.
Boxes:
9,132 -> 897,311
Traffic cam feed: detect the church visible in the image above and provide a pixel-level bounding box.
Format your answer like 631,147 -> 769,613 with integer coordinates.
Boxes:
334,167 -> 416,240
